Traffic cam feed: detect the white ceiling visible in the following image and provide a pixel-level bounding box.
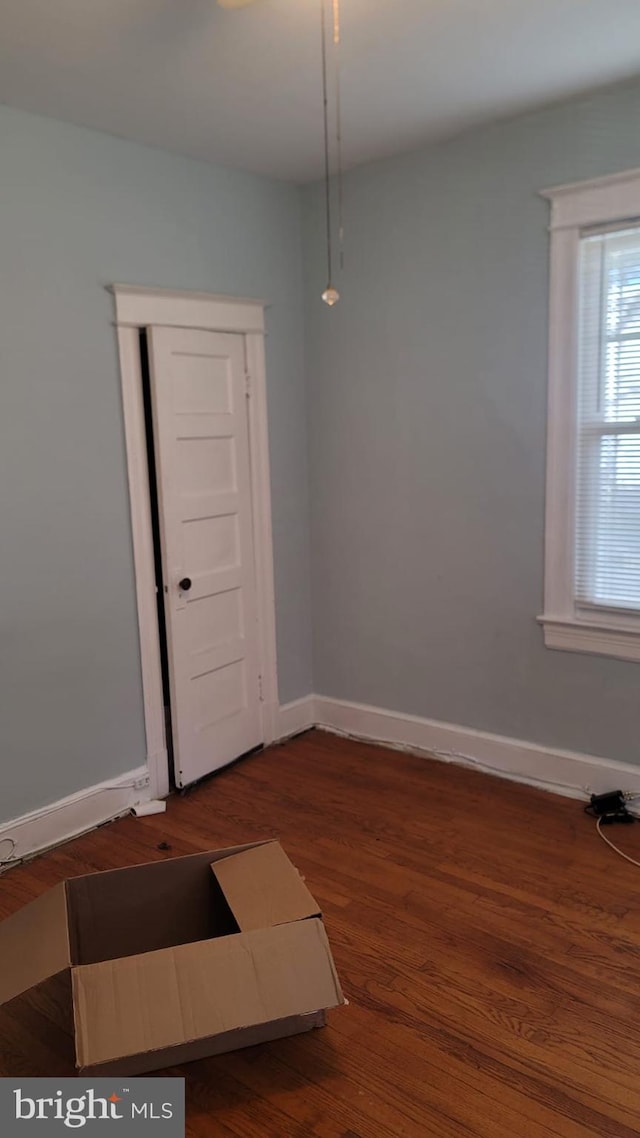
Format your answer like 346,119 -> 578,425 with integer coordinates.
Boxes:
1,0 -> 640,182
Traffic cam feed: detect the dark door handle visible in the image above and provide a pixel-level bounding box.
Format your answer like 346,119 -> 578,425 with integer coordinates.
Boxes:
179,577 -> 192,592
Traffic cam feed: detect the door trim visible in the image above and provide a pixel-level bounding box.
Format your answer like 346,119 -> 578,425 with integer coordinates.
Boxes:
111,285 -> 279,799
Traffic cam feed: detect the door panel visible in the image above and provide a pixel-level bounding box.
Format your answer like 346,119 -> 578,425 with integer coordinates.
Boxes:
147,327 -> 262,786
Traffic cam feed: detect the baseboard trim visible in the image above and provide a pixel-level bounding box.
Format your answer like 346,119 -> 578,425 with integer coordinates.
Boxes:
7,694 -> 636,868
277,696 -> 317,741
0,766 -> 152,867
311,695 -> 640,801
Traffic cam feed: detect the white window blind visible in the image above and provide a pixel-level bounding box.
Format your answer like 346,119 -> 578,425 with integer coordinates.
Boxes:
576,224 -> 640,613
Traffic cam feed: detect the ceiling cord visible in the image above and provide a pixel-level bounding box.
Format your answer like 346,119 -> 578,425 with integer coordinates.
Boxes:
333,0 -> 344,272
320,0 -> 333,287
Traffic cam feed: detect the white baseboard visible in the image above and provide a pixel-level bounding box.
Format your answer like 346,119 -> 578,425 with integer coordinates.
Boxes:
276,696 -> 316,741
0,766 -> 152,867
311,695 -> 640,801
6,692 -> 636,869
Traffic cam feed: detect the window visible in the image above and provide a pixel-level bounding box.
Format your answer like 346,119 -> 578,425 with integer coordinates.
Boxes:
540,168 -> 640,662
577,225 -> 640,611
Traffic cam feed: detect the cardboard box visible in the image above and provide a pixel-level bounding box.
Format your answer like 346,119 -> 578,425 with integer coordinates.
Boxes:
0,840 -> 345,1076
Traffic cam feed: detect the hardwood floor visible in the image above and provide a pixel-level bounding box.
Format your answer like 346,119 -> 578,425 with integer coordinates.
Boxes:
1,729 -> 640,1136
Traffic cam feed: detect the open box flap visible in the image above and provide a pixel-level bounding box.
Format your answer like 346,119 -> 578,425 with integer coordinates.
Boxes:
211,841 -> 320,931
0,882 -> 70,1006
71,918 -> 343,1070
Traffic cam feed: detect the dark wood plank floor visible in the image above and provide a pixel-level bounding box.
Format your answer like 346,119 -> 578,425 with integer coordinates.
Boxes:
1,729 -> 640,1137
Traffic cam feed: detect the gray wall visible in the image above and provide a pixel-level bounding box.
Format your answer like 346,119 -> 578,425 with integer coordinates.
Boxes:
302,78 -> 640,764
0,105 -> 312,821
5,74 -> 640,827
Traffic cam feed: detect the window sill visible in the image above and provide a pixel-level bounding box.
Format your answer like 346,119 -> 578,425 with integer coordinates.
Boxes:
538,616 -> 640,663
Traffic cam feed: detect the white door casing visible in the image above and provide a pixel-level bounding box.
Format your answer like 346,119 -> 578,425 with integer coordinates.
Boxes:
148,327 -> 262,786
113,287 -> 279,798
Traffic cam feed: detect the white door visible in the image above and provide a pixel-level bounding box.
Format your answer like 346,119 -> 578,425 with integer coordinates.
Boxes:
147,326 -> 263,786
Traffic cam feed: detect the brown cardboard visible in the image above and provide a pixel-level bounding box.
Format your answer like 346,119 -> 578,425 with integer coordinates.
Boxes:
212,840 -> 321,931
0,883 -> 70,1005
0,840 -> 344,1075
78,1012 -> 327,1078
66,842 -> 263,965
73,919 -> 342,1070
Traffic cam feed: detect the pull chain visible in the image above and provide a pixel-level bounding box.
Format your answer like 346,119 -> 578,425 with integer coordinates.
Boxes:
321,0 -> 343,305
333,0 -> 344,273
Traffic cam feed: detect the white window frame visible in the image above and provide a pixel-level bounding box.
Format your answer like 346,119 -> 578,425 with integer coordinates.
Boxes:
539,167 -> 640,663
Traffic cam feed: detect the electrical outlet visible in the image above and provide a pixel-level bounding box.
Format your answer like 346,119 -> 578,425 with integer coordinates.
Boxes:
133,775 -> 150,790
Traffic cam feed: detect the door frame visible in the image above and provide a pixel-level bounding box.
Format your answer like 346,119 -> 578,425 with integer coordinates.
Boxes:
111,285 -> 280,799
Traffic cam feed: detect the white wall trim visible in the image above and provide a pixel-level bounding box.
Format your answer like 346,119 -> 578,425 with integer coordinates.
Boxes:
245,331 -> 280,746
538,616 -> 640,662
539,167 -> 640,663
111,285 -> 266,334
117,325 -> 170,800
0,767 -> 152,867
309,695 -> 640,800
277,696 -> 317,741
113,286 -> 279,794
541,166 -> 640,230
5,693 -> 637,865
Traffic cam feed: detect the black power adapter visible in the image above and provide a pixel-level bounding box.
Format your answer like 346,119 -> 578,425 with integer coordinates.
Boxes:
585,790 -> 635,825
589,790 -> 626,816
